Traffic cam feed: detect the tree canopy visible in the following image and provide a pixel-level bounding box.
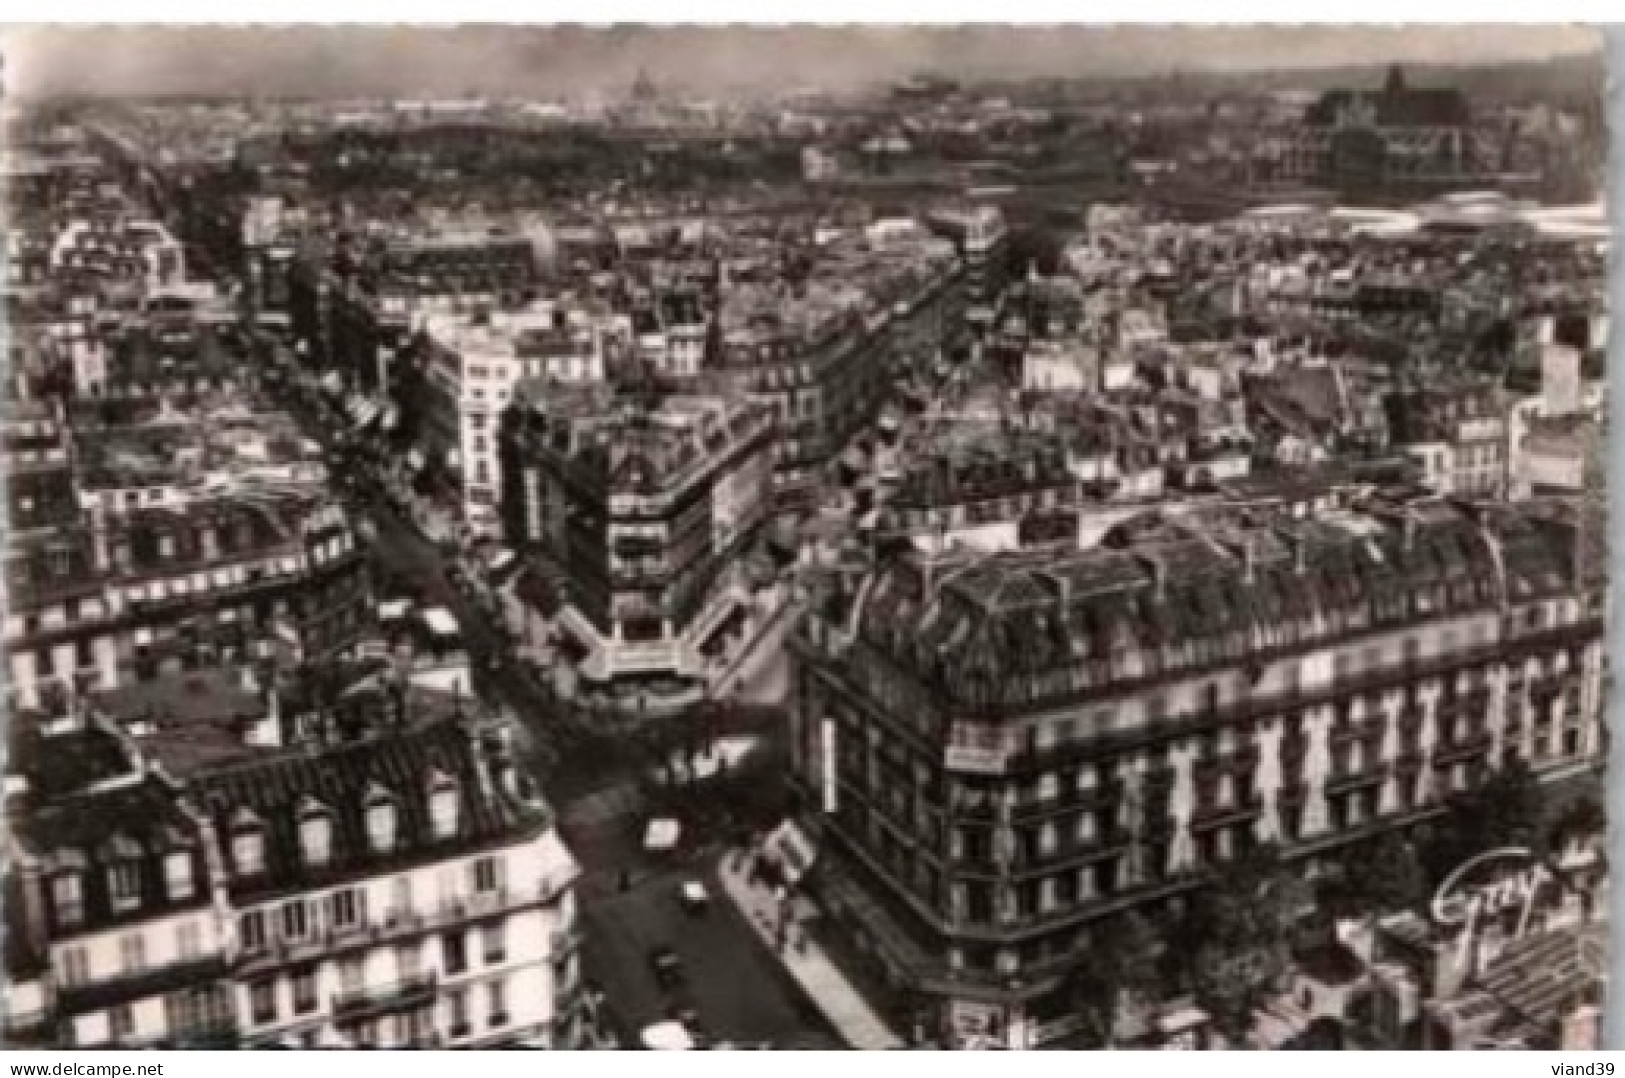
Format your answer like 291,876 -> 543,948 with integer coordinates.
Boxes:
1177,843 -> 1308,1044
1070,911 -> 1162,1045
1420,758 -> 1546,887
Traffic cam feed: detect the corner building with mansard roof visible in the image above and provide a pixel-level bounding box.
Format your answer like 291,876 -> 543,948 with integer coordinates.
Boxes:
789,496 -> 1606,1047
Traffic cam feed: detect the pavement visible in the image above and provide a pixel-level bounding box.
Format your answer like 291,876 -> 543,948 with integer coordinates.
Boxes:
715,850 -> 904,1050
712,598 -> 800,704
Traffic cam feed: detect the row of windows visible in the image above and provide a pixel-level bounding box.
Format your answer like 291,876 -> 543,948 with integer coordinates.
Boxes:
229,776 -> 466,876
246,933 -> 508,1027
57,915 -> 208,991
238,856 -> 505,952
51,849 -> 197,928
98,983 -> 233,1045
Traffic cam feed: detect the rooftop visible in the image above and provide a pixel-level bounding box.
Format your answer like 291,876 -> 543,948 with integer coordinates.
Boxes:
814,499 -> 1583,713
511,379 -> 773,495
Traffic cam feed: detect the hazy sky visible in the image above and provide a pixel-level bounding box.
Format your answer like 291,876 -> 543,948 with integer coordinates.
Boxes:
3,25 -> 1604,100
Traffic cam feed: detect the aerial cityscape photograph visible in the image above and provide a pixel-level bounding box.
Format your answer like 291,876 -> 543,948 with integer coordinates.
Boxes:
0,23 -> 1612,1052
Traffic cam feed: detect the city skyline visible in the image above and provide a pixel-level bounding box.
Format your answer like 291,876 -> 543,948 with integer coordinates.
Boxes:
3,25 -> 1604,101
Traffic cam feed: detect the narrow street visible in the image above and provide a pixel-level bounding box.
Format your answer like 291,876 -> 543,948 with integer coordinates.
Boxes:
254,333 -> 837,1047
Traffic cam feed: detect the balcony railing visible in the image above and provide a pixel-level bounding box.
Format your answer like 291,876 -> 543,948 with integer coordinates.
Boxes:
1008,780 -> 1124,821
1189,791 -> 1265,829
989,619 -> 1603,773
239,879 -> 567,970
1432,729 -> 1495,765
1323,764 -> 1390,795
332,972 -> 438,1023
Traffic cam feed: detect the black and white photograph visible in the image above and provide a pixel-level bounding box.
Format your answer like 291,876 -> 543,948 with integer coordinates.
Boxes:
0,23 -> 1612,1053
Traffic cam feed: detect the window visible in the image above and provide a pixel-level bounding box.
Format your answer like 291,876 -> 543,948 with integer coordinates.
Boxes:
52,873 -> 84,927
249,980 -> 277,1025
232,828 -> 265,876
429,775 -> 459,840
442,931 -> 467,975
109,1004 -> 135,1042
338,957 -> 364,997
119,933 -> 147,976
446,987 -> 470,1037
330,888 -> 363,931
164,852 -> 194,901
292,969 -> 317,1015
176,920 -> 202,960
366,793 -> 398,853
108,860 -> 141,913
481,922 -> 505,964
471,855 -> 503,895
486,979 -> 508,1026
239,911 -> 267,953
390,877 -> 413,920
61,946 -> 89,987
300,803 -> 333,867
280,900 -> 309,943
396,942 -> 422,981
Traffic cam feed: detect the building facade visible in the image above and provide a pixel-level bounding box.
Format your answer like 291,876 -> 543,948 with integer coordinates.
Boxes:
3,682 -> 586,1050
5,488 -> 370,710
500,383 -> 777,705
789,499 -> 1605,1047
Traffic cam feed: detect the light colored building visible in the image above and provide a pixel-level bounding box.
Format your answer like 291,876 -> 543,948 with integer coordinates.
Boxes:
419,303 -> 607,537
3,676 -> 587,1050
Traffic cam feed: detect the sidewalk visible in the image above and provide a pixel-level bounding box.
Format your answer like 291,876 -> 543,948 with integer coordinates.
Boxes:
710,597 -> 802,700
715,850 -> 904,1050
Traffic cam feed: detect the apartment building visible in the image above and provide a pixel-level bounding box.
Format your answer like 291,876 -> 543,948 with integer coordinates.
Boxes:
499,380 -> 777,707
5,465 -> 370,709
1388,378 -> 1509,497
714,226 -> 964,499
417,303 -> 607,538
926,204 -> 1010,333
3,675 -> 586,1050
788,498 -> 1605,1047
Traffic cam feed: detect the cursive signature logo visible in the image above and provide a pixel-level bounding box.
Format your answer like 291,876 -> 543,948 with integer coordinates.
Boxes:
1430,847 -> 1556,962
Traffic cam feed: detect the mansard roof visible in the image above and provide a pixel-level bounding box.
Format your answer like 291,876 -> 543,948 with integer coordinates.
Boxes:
835,501 -> 1580,712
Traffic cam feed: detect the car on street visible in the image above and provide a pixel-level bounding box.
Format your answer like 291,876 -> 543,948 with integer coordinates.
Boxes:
678,879 -> 710,915
648,946 -> 685,993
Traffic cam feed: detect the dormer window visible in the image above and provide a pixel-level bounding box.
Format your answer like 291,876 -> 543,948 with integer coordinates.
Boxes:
365,785 -> 398,854
51,871 -> 85,928
428,771 -> 460,841
298,798 -> 333,868
165,851 -> 195,901
104,836 -> 144,914
230,809 -> 266,877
